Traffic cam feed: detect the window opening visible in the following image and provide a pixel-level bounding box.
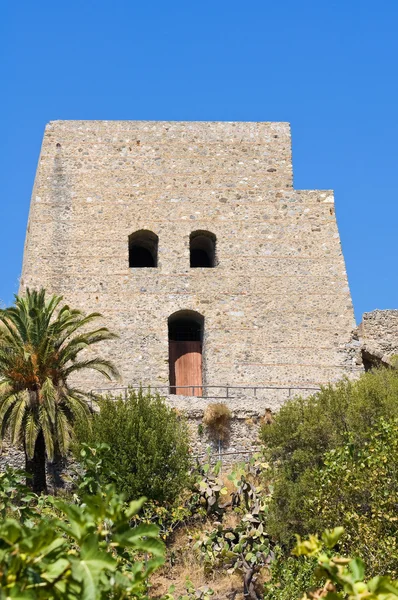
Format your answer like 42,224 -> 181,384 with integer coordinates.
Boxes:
190,231 -> 216,268
128,230 -> 158,268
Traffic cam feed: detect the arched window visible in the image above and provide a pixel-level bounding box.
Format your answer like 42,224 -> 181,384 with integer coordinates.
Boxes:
190,231 -> 217,268
168,310 -> 204,396
128,230 -> 158,268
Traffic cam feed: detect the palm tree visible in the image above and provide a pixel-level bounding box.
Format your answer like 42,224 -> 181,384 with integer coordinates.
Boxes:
0,289 -> 119,493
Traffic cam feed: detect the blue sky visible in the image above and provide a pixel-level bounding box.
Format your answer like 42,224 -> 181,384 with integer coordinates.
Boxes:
1,0 -> 397,323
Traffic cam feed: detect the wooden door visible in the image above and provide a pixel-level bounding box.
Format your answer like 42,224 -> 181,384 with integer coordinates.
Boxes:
169,341 -> 202,396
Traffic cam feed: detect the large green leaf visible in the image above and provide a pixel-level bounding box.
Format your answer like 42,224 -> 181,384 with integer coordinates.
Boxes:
322,527 -> 345,550
116,522 -> 160,540
41,557 -> 70,583
56,502 -> 91,543
70,536 -> 116,600
0,520 -> 23,545
349,557 -> 365,582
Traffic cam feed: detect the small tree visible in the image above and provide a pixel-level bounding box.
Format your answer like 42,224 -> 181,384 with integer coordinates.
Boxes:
0,289 -> 119,493
76,388 -> 191,503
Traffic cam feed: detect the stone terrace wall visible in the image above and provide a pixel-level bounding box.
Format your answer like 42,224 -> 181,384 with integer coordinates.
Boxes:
0,388 -> 319,483
20,121 -> 357,410
161,389 -> 319,459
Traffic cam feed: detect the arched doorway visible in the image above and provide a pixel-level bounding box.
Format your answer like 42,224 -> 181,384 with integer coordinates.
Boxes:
168,311 -> 204,396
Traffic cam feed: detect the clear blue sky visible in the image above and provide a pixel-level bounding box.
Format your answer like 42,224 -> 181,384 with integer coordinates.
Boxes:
1,0 -> 397,323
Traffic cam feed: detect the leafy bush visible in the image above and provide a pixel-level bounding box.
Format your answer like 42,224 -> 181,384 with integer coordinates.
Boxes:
293,527 -> 398,600
308,417 -> 398,577
75,388 -> 191,503
264,548 -> 317,600
260,367 -> 398,581
76,442 -> 112,496
0,472 -> 165,599
262,368 -> 398,478
132,499 -> 195,542
0,467 -> 37,522
75,444 -> 213,543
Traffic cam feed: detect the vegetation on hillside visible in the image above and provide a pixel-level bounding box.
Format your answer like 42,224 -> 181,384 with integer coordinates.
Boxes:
3,443 -> 398,600
2,289 -> 398,598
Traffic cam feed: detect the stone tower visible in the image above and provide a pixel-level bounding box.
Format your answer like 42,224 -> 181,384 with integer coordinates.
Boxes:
21,120 -> 356,408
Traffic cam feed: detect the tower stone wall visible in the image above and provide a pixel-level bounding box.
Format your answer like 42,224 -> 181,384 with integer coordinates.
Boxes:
21,120 -> 357,401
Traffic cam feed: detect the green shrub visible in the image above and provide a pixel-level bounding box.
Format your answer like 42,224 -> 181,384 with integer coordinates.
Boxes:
261,368 -> 398,577
266,527 -> 398,600
309,417 -> 398,577
293,527 -> 398,600
75,388 -> 191,503
0,474 -> 164,599
264,548 -> 317,600
262,368 -> 398,479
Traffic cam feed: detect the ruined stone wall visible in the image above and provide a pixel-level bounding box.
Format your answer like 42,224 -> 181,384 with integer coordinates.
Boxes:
358,310 -> 398,366
20,120 -> 357,407
0,394 -> 272,484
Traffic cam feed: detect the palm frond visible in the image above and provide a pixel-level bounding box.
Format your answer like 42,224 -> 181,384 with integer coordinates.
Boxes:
57,329 -> 118,365
0,392 -> 19,428
67,386 -> 98,413
8,394 -> 29,445
41,378 -> 57,425
0,315 -> 24,346
0,379 -> 11,393
52,311 -> 104,345
25,413 -> 39,460
39,406 -> 55,461
54,407 -> 71,457
62,391 -> 92,425
1,304 -> 30,344
64,358 -> 120,381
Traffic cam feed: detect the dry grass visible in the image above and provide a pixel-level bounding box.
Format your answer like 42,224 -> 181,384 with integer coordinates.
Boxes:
222,509 -> 240,530
203,403 -> 232,442
150,521 -> 243,599
151,565 -> 243,600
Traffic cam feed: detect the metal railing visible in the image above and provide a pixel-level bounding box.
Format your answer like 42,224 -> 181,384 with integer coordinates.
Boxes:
193,446 -> 262,460
90,383 -> 321,399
